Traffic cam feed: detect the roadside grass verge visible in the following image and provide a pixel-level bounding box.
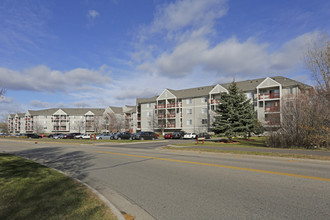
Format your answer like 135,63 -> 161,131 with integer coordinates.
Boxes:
163,146 -> 330,160
175,137 -> 268,148
166,137 -> 330,160
0,153 -> 116,220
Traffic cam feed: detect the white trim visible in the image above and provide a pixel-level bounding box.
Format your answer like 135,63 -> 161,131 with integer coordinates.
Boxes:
209,84 -> 228,94
256,77 -> 281,89
157,89 -> 176,100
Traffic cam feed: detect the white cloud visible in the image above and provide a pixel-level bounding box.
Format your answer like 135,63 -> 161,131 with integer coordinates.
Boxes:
0,65 -> 112,93
87,10 -> 99,19
139,32 -> 320,78
152,0 -> 227,33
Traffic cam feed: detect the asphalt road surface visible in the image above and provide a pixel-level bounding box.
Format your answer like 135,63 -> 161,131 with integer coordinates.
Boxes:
1,139 -> 330,220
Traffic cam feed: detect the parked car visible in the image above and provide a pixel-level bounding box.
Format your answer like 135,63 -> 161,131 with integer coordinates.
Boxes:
172,131 -> 186,139
96,133 -> 112,140
48,133 -> 63,138
132,131 -> 157,140
183,133 -> 197,139
114,132 -> 131,140
63,133 -> 81,139
75,134 -> 92,139
197,132 -> 211,139
26,133 -> 42,139
164,133 -> 173,139
53,134 -> 64,139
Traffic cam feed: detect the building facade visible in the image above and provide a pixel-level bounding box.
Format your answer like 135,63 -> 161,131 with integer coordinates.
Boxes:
136,76 -> 312,133
8,76 -> 311,135
8,106 -> 137,134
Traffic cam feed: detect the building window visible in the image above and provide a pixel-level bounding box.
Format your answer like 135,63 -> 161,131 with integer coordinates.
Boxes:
201,97 -> 207,103
148,121 -> 151,127
147,103 -> 151,108
186,109 -> 192,114
186,98 -> 192,104
202,119 -> 208,124
202,108 -> 207,114
147,112 -> 151,117
187,119 -> 192,125
288,87 -> 293,94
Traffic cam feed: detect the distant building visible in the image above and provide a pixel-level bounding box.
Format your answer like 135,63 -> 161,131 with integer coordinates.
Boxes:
8,106 -> 137,134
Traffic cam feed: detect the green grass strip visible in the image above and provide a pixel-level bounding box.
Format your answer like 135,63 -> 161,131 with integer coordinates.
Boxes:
0,154 -> 116,220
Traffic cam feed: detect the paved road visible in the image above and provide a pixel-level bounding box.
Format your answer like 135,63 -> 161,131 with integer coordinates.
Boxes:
1,139 -> 330,220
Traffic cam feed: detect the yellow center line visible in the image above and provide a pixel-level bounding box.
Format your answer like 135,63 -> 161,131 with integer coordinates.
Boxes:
94,151 -> 330,182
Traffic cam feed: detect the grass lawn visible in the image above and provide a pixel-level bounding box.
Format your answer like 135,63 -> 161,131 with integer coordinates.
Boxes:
174,137 -> 268,148
166,137 -> 330,160
0,154 -> 117,220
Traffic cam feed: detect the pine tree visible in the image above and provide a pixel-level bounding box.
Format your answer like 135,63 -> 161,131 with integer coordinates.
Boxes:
212,81 -> 257,141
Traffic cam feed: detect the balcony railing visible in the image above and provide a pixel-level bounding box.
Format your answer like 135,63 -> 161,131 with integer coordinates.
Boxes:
167,113 -> 176,118
265,106 -> 280,112
167,124 -> 176,128
158,114 -> 166,119
155,104 -> 166,109
167,103 -> 182,108
258,93 -> 280,100
211,99 -> 221,104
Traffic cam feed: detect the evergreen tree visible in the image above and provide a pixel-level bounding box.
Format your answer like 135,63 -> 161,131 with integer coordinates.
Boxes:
212,81 -> 257,140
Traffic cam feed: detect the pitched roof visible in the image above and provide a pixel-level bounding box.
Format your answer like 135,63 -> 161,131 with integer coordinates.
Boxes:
136,96 -> 158,104
137,76 -> 312,101
108,106 -> 123,114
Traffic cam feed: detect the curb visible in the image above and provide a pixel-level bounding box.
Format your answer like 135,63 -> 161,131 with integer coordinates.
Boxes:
54,169 -> 126,220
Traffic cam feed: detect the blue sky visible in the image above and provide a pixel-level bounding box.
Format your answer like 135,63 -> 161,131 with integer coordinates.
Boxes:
0,0 -> 329,121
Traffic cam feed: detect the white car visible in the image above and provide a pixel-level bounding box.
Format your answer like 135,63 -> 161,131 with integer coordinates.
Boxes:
183,133 -> 197,139
75,134 -> 92,139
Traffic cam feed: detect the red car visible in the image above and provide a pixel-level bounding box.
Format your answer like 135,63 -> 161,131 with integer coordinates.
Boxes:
164,133 -> 173,139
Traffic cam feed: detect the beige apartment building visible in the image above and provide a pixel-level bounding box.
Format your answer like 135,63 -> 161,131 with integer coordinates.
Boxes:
8,106 -> 137,134
136,76 -> 312,133
8,76 -> 311,135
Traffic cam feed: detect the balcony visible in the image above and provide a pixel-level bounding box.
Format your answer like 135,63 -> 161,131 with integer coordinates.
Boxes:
258,93 -> 280,100
265,106 -> 280,112
167,103 -> 182,108
167,124 -> 176,128
211,99 -> 221,104
158,114 -> 166,119
155,104 -> 166,109
167,113 -> 176,118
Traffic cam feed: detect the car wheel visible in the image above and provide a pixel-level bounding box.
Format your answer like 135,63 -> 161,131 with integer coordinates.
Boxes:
118,137 -> 121,140
141,137 -> 144,140
99,137 -> 102,140
152,137 -> 155,140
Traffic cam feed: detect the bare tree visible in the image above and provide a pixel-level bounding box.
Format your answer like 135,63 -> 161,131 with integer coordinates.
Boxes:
103,112 -> 125,133
0,122 -> 8,133
267,91 -> 329,149
304,33 -> 329,98
34,121 -> 44,134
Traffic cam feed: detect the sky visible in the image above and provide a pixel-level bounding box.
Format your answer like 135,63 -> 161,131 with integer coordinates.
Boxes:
0,0 -> 329,121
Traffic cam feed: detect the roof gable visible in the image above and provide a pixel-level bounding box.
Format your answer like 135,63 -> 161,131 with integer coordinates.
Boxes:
157,89 -> 176,100
257,77 -> 281,89
209,84 -> 228,94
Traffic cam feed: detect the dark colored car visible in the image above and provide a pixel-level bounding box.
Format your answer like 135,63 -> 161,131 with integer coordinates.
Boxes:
164,133 -> 173,139
63,133 -> 81,139
132,131 -> 157,140
172,131 -> 186,139
26,134 -> 42,139
197,132 -> 211,139
114,132 -> 131,140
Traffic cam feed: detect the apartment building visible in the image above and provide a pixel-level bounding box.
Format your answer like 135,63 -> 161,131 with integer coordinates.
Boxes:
8,106 -> 136,134
136,76 -> 312,133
